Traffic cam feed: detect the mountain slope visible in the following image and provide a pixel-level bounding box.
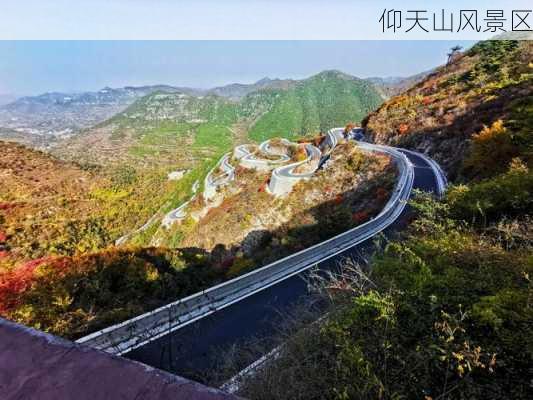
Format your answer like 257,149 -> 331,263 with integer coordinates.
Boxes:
0,138 -> 396,340
0,139 -> 205,271
52,91 -> 239,167
0,85 -> 185,143
241,70 -> 383,142
235,41 -> 533,400
0,141 -> 107,266
364,41 -> 533,180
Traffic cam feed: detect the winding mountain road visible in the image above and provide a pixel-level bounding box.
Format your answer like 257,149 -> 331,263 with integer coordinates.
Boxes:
234,137 -> 323,196
122,142 -> 444,382
234,140 -> 290,171
160,180 -> 200,228
78,128 -> 446,383
203,153 -> 235,201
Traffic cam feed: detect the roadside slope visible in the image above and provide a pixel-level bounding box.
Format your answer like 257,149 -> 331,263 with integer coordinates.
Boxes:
364,40 -> 532,181
236,41 -> 533,400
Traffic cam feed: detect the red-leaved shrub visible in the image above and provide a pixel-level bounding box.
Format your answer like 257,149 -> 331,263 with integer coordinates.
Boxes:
398,123 -> 410,135
0,256 -> 68,314
352,210 -> 370,224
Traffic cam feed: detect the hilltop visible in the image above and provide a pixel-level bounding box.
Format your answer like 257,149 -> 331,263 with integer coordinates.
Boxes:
209,77 -> 297,100
242,70 -> 383,142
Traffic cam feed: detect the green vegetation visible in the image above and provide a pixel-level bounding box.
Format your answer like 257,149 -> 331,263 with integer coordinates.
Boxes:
237,40 -> 533,400
54,71 -> 383,170
192,123 -> 233,152
244,71 -> 382,142
239,188 -> 533,399
463,40 -> 527,92
449,159 -> 533,224
245,90 -> 305,142
127,121 -> 190,157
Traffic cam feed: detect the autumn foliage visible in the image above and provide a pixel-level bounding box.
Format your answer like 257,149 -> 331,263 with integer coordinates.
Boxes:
0,257 -> 52,313
333,194 -> 344,205
293,145 -> 308,162
0,247 -> 222,339
463,120 -> 519,180
344,123 -> 355,134
397,123 -> 409,135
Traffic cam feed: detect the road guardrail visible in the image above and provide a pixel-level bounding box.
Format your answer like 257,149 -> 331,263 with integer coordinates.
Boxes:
77,136 -> 416,355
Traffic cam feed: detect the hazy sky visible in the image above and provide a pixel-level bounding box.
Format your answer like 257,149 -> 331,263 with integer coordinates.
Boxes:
0,0 -> 526,40
0,41 -> 475,95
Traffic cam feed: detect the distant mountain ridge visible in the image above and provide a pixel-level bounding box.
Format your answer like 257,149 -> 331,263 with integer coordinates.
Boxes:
0,69 -> 424,149
0,94 -> 18,106
52,70 -> 383,166
208,77 -> 297,100
366,70 -> 432,98
8,86 -> 170,108
0,85 -> 184,144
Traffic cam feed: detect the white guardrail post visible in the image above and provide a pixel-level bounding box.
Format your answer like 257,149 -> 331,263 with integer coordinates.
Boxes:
77,128 -> 444,355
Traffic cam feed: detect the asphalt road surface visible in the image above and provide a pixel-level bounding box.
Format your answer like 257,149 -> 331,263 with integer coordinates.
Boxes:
125,149 -> 441,383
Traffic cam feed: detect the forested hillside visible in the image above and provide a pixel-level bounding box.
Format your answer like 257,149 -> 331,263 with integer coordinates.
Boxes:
236,40 -> 533,400
364,41 -> 532,180
0,138 -> 394,340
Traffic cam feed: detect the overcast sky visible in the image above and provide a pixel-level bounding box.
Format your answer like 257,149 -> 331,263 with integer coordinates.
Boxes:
0,41 -> 476,96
